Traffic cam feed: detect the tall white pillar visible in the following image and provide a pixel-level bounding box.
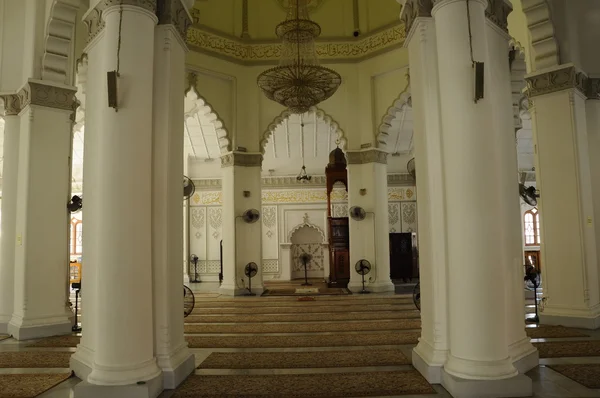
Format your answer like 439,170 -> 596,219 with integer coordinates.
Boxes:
485,9 -> 538,373
8,80 -> 76,340
151,1 -> 195,389
0,95 -> 21,334
346,149 -> 394,293
71,2 -> 163,396
433,0 -> 531,396
220,152 -> 263,296
525,65 -> 600,329
399,0 -> 449,383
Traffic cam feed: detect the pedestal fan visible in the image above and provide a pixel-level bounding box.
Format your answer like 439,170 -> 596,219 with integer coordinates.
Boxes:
524,266 -> 541,323
67,195 -> 83,213
244,262 -> 258,296
183,176 -> 195,200
189,254 -> 200,283
355,259 -> 372,294
299,253 -> 313,286
183,285 -> 195,318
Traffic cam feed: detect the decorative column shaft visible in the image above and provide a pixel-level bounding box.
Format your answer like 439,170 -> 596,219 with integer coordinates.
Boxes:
432,0 -> 524,389
0,96 -> 21,334
400,1 -> 449,383
8,80 -> 76,341
151,0 -> 195,389
346,149 -> 394,293
220,152 -> 264,296
71,2 -> 162,394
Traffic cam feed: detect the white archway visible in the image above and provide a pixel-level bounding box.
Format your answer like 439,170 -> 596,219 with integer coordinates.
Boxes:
521,0 -> 560,71
42,0 -> 80,85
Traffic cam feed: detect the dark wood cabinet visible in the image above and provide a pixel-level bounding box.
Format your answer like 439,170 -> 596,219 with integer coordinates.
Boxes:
389,233 -> 417,281
328,217 -> 350,287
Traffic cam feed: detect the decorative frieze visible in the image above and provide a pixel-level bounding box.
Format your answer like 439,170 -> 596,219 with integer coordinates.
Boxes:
485,0 -> 511,33
1,95 -> 22,116
400,0 -> 433,35
220,152 -> 263,168
346,149 -> 388,165
186,23 -> 405,65
84,0 -> 158,43
157,0 -> 192,41
525,65 -> 587,98
18,80 -> 77,112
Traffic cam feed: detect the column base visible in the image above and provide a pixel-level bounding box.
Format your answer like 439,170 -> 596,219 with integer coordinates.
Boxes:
183,274 -> 190,284
347,280 -> 395,294
72,371 -> 163,398
157,343 -> 195,389
412,340 -> 448,384
8,315 -> 72,340
539,305 -> 600,329
218,283 -> 249,297
441,369 -> 532,398
71,345 -> 95,382
509,337 -> 539,374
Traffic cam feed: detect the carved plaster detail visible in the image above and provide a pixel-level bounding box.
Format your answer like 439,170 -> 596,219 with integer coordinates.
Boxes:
485,0 -> 512,33
587,78 -> 600,100
521,0 -> 560,71
157,0 -> 192,41
400,0 -> 433,36
525,65 -> 588,98
220,152 -> 263,168
84,0 -> 158,43
1,95 -> 22,116
346,149 -> 388,165
186,23 -> 405,64
18,80 -> 77,112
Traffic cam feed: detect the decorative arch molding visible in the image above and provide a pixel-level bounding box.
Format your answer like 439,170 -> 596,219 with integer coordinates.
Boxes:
510,39 -> 528,131
287,222 -> 327,244
260,107 -> 347,155
521,0 -> 560,71
185,72 -> 231,153
73,54 -> 88,134
377,83 -> 411,150
42,0 -> 80,85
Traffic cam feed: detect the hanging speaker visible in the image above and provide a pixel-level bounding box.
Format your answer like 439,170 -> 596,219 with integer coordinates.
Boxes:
107,71 -> 118,109
474,62 -> 484,102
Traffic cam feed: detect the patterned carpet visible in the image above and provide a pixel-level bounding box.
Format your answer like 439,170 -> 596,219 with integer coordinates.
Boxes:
0,351 -> 71,368
525,326 -> 590,339
194,297 -> 413,307
191,303 -> 417,314
0,335 -> 10,342
262,288 -> 351,296
534,340 -> 600,358
184,319 -> 421,334
171,370 -> 435,397
548,364 -> 600,389
0,373 -> 72,397
185,310 -> 421,323
198,349 -> 412,369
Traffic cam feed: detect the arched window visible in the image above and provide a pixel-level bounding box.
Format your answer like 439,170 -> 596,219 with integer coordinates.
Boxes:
70,218 -> 83,255
524,208 -> 540,246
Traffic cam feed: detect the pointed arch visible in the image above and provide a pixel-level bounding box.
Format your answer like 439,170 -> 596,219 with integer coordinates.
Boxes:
184,76 -> 231,154
376,82 -> 411,150
42,0 -> 80,84
288,222 -> 327,244
521,0 -> 560,71
260,107 -> 347,155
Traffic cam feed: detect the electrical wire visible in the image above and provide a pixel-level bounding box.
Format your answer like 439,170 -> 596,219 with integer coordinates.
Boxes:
117,0 -> 123,75
466,0 -> 475,65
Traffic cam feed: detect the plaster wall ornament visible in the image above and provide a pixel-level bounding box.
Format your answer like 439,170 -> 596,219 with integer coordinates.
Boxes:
186,23 -> 405,65
525,65 -> 588,98
276,0 -> 327,12
42,0 -> 79,84
84,0 -> 158,43
400,0 -> 433,36
346,149 -> 388,165
241,0 -> 250,39
220,152 -> 263,168
485,0 -> 512,33
521,0 -> 560,71
17,80 -> 78,112
1,95 -> 22,116
157,0 -> 193,41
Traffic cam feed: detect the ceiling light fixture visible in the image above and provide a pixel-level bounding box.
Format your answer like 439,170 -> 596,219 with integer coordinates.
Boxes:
257,0 -> 341,114
297,114 -> 312,181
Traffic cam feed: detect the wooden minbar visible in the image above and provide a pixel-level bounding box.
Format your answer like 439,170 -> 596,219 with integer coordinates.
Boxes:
325,147 -> 350,288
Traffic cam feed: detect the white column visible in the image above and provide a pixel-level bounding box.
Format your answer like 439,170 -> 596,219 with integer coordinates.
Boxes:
433,0 -> 531,395
485,12 -> 538,373
347,150 -> 394,293
525,65 -> 600,329
220,152 -> 263,296
0,95 -> 21,334
72,2 -> 162,396
8,80 -> 76,340
399,3 -> 449,383
151,2 -> 195,389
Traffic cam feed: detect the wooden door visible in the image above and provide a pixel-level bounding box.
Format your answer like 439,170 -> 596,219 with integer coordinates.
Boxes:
389,233 -> 414,281
328,217 -> 350,287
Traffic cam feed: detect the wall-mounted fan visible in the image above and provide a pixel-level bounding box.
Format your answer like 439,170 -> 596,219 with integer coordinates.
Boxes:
299,253 -> 313,286
407,158 -> 415,180
349,206 -> 366,221
183,175 -> 195,200
244,262 -> 259,296
241,209 -> 260,224
355,259 -> 372,294
519,172 -> 539,206
183,285 -> 195,318
67,195 -> 83,213
189,254 -> 199,283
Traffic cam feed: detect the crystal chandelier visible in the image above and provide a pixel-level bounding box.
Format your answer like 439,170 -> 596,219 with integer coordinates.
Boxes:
257,0 -> 341,114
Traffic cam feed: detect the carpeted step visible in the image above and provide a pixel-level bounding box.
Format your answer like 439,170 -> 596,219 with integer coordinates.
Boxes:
0,373 -> 72,397
192,303 -> 417,315
548,364 -> 600,388
0,351 -> 71,368
185,310 -> 420,324
534,340 -> 600,358
194,297 -> 413,307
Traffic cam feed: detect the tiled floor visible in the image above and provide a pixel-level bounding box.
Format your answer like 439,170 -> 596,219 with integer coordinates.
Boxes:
0,283 -> 598,397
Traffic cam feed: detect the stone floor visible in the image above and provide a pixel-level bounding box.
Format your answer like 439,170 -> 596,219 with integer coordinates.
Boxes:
0,282 -> 599,397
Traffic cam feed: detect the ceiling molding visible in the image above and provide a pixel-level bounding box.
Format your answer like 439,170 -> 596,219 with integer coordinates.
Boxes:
185,22 -> 406,65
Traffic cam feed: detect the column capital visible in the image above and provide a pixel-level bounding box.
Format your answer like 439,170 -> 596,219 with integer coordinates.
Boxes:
220,152 -> 263,168
1,94 -> 22,116
17,80 -> 77,112
84,0 -> 158,43
346,149 -> 388,165
525,64 -> 600,99
157,0 -> 193,43
485,0 -> 511,33
400,0 -> 433,37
